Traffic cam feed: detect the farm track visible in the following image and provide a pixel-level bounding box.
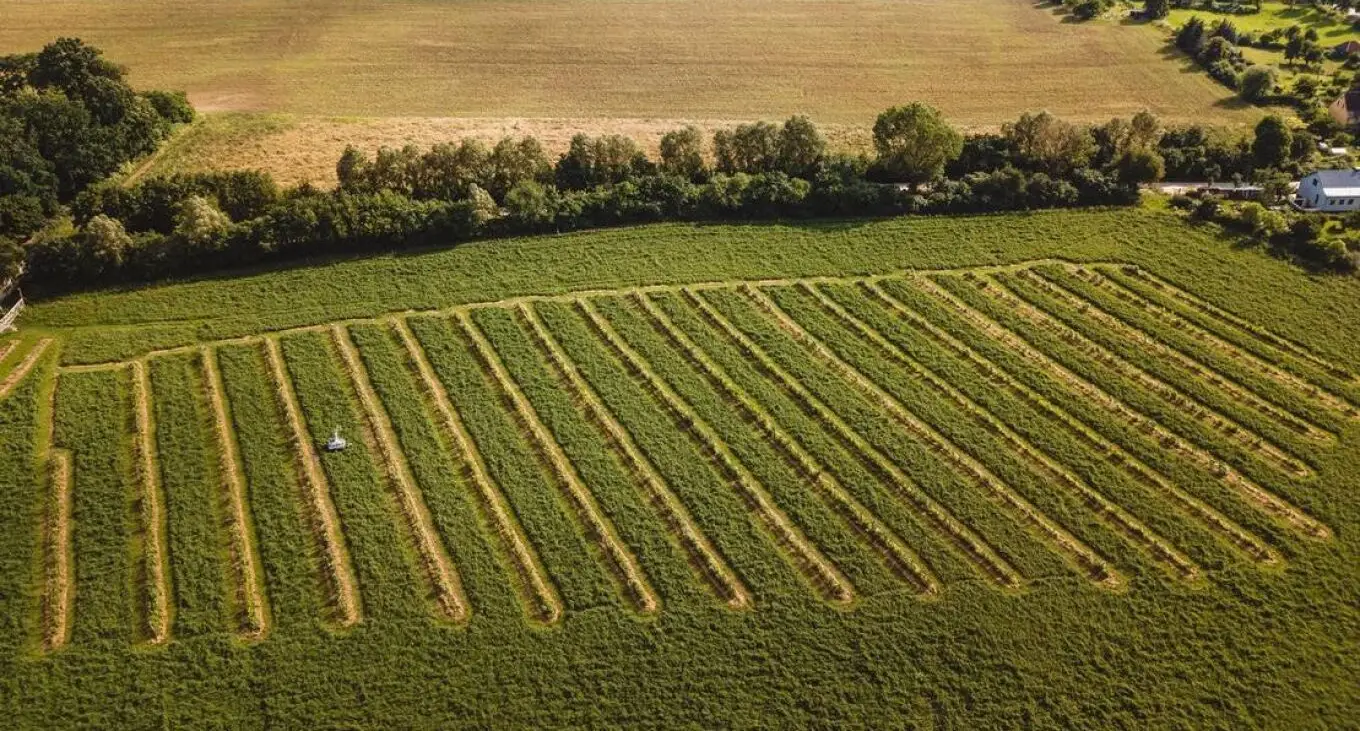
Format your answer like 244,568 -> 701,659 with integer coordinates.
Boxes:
394,320 -> 563,624
1028,267 -> 1333,445
201,348 -> 270,638
745,285 -> 1110,589
635,293 -> 937,595
579,298 -> 856,605
803,283 -> 1197,581
263,337 -> 362,627
0,340 -> 17,364
42,449 -> 73,651
458,312 -> 660,615
1109,266 -> 1360,385
1,339 -> 53,398
518,304 -> 752,609
865,281 -> 1280,565
916,275 -> 1330,541
1072,265 -> 1359,422
332,325 -> 470,623
130,361 -> 172,644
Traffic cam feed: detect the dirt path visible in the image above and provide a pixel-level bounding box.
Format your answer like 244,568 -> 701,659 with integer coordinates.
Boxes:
43,449 -> 73,651
263,337 -> 362,627
0,339 -> 53,398
331,325 -> 469,623
201,347 -> 271,638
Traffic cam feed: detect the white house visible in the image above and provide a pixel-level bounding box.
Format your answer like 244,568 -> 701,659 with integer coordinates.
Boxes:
1296,169 -> 1360,212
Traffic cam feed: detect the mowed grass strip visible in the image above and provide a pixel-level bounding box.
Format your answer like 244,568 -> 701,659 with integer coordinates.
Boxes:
0,339 -> 53,399
201,347 -> 270,638
405,315 -> 616,614
867,278 -> 1279,567
263,337 -> 362,626
1053,265 -> 1354,432
0,360 -> 53,655
391,319 -> 562,624
518,304 -> 751,609
803,281 -> 1200,582
147,353 -> 232,639
927,274 -> 1331,543
42,449 -> 74,650
333,324 -> 469,623
1103,265 -> 1360,388
54,369 -> 136,644
579,297 -> 856,605
217,343 -> 331,631
277,330 -> 436,622
638,291 -> 938,596
994,270 -> 1311,480
129,361 -> 172,644
748,284 -> 1104,588
460,310 -> 660,615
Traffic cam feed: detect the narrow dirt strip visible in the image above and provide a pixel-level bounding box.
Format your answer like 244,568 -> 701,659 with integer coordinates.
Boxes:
686,287 -> 1030,589
636,293 -> 937,595
1110,266 -> 1358,383
1074,265 -> 1358,420
43,449 -> 73,651
458,311 -> 660,615
746,285 -> 1113,589
867,280 -> 1280,566
130,360 -> 172,644
578,298 -> 855,605
915,276 -> 1331,541
392,319 -> 562,624
201,347 -> 271,638
994,272 -> 1311,480
331,325 -> 470,623
1034,267 -> 1334,442
263,337 -> 362,627
0,340 -> 17,364
806,282 -> 1194,581
519,304 -> 752,609
0,338 -> 53,398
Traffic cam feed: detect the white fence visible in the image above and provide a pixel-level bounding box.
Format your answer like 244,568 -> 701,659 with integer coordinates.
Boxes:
0,296 -> 23,333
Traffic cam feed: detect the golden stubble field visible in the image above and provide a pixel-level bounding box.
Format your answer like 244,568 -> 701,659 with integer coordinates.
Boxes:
2,0 -> 1254,185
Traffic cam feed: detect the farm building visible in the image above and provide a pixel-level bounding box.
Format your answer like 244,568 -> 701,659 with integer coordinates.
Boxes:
1328,88 -> 1360,126
1334,40 -> 1360,57
1295,169 -> 1360,212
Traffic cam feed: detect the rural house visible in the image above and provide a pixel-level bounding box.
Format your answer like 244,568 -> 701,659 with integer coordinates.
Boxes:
1295,169 -> 1360,212
1334,40 -> 1360,57
1328,88 -> 1360,126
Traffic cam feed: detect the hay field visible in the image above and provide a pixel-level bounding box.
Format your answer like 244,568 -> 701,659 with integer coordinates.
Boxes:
2,0 -> 1255,184
2,209 -> 1358,726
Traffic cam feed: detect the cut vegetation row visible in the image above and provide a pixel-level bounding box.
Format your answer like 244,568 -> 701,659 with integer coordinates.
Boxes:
0,339 -> 53,399
130,361 -> 171,644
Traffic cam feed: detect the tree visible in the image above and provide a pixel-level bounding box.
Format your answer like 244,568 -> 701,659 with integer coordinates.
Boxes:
659,126 -> 706,180
713,122 -> 780,174
503,180 -> 557,229
1176,17 -> 1207,53
80,213 -> 132,269
1239,202 -> 1288,239
173,195 -> 231,246
775,115 -> 826,177
871,103 -> 963,188
1251,114 -> 1293,168
485,137 -> 551,201
554,134 -> 651,190
1114,148 -> 1166,184
1239,65 -> 1276,103
1144,0 -> 1170,19
1003,110 -> 1095,175
336,146 -> 370,192
0,236 -> 23,281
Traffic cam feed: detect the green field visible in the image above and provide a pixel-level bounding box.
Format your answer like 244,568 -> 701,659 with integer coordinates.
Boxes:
1,209 -> 1358,726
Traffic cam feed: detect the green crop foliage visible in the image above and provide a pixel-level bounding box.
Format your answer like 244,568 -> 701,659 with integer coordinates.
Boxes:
3,210 -> 1360,727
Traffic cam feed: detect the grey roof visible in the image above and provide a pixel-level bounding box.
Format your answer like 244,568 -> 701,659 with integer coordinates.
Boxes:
1306,169 -> 1360,192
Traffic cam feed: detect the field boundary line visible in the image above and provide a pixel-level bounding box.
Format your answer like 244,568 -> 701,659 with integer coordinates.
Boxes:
0,340 -> 17,364
130,361 -> 172,644
806,282 -> 1196,581
578,298 -> 855,605
745,284 -> 1115,590
916,275 -> 1330,541
1111,266 -> 1358,383
394,319 -> 562,624
458,311 -> 660,615
201,347 -> 270,639
685,288 -> 1021,590
263,337 -> 362,627
1,338 -> 53,398
519,303 -> 752,609
1032,267 -> 1334,445
42,448 -> 73,651
332,325 -> 470,623
996,271 -> 1311,479
867,280 -> 1280,566
636,292 -> 937,595
1073,265 -> 1358,421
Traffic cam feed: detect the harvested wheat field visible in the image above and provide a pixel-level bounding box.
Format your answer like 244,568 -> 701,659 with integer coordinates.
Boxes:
0,209 -> 1357,726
